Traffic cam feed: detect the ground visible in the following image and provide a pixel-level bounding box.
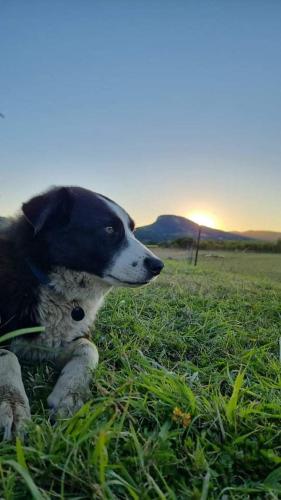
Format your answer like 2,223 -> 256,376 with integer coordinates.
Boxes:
0,250 -> 281,499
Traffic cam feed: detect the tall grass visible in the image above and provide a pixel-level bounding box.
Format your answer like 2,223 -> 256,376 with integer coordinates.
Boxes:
0,253 -> 281,498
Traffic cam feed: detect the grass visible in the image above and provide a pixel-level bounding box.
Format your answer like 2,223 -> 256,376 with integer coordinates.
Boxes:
1,251 -> 281,499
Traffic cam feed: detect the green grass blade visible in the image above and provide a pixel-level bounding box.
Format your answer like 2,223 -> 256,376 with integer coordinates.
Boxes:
0,326 -> 45,344
225,370 -> 244,426
16,438 -> 27,470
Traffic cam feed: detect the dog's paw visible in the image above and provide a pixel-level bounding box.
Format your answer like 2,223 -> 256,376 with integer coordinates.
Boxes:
47,386 -> 90,420
0,385 -> 31,440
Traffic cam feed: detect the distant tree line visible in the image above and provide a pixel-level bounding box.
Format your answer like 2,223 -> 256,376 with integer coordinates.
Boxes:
158,237 -> 281,253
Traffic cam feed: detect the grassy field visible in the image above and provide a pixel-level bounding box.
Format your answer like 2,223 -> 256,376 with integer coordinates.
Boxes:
1,251 -> 281,499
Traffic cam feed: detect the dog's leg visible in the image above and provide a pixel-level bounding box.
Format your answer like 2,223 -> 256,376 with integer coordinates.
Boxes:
0,350 -> 31,440
47,338 -> 99,418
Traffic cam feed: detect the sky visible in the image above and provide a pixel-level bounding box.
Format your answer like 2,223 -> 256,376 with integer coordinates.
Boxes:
0,1 -> 281,231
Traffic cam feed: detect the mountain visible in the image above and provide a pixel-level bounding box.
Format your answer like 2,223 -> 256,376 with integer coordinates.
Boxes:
135,215 -> 252,244
235,230 -> 281,242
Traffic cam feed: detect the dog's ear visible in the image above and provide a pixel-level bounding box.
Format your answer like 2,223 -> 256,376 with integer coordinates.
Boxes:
22,187 -> 73,234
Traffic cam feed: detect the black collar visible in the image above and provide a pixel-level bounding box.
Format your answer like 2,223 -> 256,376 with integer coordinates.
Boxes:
25,258 -> 54,289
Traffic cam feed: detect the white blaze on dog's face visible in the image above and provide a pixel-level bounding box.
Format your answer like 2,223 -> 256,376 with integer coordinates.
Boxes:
99,197 -> 164,287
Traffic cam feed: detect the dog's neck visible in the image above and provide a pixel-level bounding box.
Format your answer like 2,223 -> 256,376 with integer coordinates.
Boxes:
47,267 -> 112,303
25,256 -> 112,303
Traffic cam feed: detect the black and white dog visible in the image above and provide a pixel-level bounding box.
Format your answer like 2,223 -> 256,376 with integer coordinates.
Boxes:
0,186 -> 163,439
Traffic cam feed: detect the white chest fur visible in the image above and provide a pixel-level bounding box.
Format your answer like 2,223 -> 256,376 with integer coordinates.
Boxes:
11,268 -> 111,362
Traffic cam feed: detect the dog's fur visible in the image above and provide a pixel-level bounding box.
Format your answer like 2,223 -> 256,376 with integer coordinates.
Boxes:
0,186 -> 163,439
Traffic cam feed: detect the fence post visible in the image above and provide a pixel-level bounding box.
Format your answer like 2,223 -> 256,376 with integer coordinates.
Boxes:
194,225 -> 202,266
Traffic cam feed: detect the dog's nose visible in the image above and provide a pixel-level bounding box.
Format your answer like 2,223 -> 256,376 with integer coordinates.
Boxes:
144,256 -> 164,276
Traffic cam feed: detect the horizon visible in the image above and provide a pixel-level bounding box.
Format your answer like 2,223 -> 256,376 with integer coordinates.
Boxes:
0,185 -> 280,234
135,212 -> 281,234
1,203 -> 280,235
1,1 -> 281,232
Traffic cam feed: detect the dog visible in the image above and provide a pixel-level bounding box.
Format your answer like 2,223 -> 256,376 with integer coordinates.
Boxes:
0,186 -> 164,439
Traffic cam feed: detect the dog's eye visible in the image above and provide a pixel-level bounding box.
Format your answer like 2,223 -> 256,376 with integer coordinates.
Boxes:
105,226 -> 115,234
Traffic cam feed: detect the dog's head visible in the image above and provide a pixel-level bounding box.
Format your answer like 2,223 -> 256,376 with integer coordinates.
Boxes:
22,186 -> 164,286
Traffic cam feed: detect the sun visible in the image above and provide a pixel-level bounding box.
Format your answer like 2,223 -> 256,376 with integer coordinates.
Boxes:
187,212 -> 217,228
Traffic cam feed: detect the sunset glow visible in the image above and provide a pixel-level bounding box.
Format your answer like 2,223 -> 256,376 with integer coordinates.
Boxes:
188,212 -> 217,229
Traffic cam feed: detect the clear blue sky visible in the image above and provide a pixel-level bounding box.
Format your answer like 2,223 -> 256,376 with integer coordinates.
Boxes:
0,1 -> 280,231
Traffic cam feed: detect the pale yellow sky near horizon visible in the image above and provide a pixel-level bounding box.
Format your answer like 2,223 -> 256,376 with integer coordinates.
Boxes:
125,192 -> 281,233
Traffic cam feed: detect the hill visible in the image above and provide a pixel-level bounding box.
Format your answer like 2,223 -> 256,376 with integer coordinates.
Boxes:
135,214 -> 251,243
236,230 -> 281,242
